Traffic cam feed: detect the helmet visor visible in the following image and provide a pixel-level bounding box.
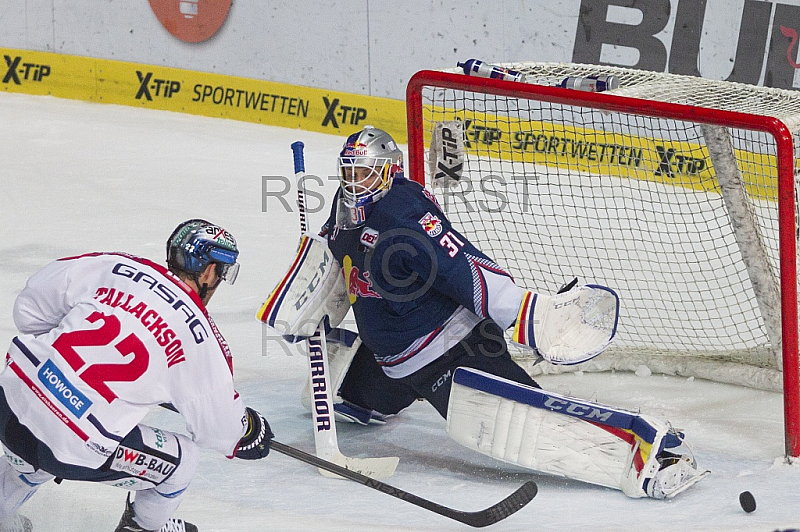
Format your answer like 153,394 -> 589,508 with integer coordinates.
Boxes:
217,261 -> 240,285
208,246 -> 240,285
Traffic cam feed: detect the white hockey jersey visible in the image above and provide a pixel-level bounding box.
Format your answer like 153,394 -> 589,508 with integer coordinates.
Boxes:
0,252 -> 248,468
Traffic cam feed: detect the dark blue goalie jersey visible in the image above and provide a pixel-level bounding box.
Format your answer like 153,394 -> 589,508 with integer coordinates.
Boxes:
323,178 -> 522,377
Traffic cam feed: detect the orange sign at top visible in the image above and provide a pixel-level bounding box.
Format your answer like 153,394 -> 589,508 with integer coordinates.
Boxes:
148,0 -> 232,43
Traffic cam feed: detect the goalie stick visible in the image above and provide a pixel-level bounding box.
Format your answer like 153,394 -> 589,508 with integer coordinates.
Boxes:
270,440 -> 537,528
291,141 -> 399,479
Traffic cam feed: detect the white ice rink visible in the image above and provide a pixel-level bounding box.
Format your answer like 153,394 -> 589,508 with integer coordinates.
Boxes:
1,91 -> 799,531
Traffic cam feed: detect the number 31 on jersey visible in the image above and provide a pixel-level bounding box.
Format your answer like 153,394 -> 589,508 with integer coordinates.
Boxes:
439,231 -> 465,257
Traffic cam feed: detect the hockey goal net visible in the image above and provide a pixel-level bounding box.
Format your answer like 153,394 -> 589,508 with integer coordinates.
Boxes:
406,62 -> 800,456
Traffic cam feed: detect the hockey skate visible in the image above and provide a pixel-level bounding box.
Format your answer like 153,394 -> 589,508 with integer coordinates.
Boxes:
333,400 -> 389,425
0,514 -> 32,532
115,494 -> 197,532
645,451 -> 710,499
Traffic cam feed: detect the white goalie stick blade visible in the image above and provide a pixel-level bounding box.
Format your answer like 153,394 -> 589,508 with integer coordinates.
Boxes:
306,322 -> 399,479
317,451 -> 400,480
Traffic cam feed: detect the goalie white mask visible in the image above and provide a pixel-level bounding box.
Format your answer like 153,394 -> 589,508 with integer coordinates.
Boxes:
337,125 -> 404,227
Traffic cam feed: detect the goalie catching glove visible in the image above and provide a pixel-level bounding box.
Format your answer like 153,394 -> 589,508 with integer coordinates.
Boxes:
235,407 -> 274,460
511,284 -> 619,365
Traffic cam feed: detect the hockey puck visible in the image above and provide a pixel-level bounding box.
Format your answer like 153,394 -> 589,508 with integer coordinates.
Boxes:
739,491 -> 756,513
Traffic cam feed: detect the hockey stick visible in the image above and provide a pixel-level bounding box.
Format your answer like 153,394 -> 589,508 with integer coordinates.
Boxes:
159,400 -> 534,525
271,440 -> 537,528
291,141 -> 399,479
292,141 -> 309,236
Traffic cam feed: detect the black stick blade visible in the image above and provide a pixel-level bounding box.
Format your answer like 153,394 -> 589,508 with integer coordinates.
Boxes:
271,441 -> 536,528
452,480 -> 538,528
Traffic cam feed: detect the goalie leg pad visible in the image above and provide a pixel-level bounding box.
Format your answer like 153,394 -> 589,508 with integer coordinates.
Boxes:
257,234 -> 349,340
446,368 -> 707,498
512,285 -> 619,365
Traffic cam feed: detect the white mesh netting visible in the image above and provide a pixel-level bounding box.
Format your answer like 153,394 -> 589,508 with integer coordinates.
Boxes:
412,62 -> 800,391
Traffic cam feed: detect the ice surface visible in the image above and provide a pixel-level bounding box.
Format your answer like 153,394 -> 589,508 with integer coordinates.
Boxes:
1,92 -> 798,531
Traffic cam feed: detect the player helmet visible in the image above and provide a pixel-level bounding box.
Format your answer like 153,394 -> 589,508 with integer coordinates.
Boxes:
166,219 -> 240,285
337,126 -> 404,225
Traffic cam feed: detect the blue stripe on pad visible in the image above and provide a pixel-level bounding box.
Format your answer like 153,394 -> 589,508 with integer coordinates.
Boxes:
268,237 -> 314,326
453,367 -> 657,444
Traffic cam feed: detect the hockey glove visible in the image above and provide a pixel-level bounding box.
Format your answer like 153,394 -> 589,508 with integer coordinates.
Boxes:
236,407 -> 274,460
511,284 -> 619,365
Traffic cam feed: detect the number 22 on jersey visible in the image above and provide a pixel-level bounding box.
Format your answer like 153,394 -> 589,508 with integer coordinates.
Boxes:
52,311 -> 150,403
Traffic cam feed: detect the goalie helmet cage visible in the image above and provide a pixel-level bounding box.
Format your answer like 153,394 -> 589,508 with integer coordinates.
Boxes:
405,63 -> 800,458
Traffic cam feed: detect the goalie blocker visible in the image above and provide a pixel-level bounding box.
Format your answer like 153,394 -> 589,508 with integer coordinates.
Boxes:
257,234 -> 349,339
447,368 -> 709,499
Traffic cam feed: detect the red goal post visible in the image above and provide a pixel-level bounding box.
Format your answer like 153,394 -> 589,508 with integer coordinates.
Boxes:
406,64 -> 800,457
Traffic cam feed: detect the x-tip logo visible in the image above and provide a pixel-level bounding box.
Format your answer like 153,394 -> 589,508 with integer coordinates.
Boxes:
135,71 -> 181,100
3,55 -> 50,85
322,96 -> 368,128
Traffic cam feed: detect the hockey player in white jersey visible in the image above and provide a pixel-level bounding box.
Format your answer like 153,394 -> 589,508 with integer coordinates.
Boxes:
262,126 -> 709,501
0,219 -> 273,532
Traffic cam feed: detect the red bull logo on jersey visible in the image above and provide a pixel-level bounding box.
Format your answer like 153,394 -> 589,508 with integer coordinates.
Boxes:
348,266 -> 381,301
419,212 -> 444,237
343,255 -> 381,304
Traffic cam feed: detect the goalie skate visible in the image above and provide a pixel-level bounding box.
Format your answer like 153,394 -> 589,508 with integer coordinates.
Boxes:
645,451 -> 710,499
115,494 -> 197,532
333,399 -> 389,425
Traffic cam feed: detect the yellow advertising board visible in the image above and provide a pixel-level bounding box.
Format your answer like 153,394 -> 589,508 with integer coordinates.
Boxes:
0,48 -> 408,142
433,110 -> 780,202
0,47 -> 785,201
